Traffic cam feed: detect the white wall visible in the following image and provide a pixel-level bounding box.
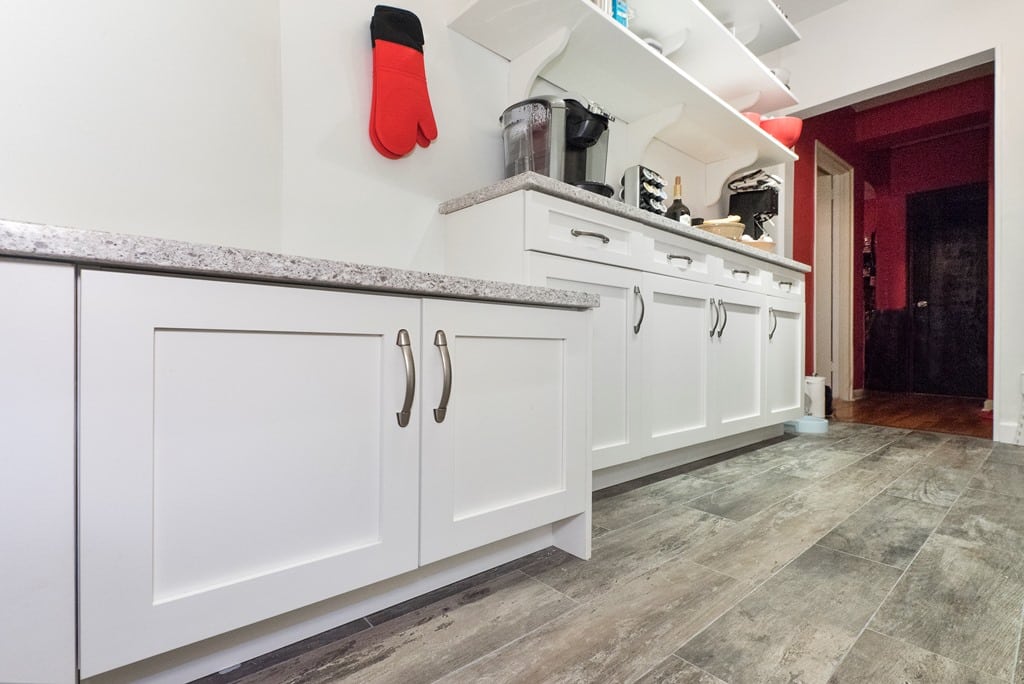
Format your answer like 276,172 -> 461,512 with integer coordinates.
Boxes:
0,1 -> 282,251
762,0 -> 1024,442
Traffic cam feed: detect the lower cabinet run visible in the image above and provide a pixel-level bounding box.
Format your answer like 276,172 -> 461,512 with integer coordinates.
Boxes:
77,270 -> 589,677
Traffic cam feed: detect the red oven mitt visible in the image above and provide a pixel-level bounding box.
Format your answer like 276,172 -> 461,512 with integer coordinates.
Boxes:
370,5 -> 438,158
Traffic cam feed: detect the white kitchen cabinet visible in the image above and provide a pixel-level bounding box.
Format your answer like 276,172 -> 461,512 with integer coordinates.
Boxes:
710,285 -> 766,434
639,272 -> 715,454
78,271 -> 422,677
766,294 -> 805,421
419,298 -> 589,564
527,253 -> 643,470
77,269 -> 590,677
0,259 -> 76,684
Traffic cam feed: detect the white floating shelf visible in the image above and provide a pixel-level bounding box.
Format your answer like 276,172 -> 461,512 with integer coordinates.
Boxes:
449,0 -> 797,181
628,0 -> 798,113
697,0 -> 801,56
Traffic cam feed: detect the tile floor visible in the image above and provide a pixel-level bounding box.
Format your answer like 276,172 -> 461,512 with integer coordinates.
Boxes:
197,423 -> 1024,683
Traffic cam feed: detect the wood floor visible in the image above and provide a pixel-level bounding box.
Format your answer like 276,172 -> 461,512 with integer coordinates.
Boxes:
833,391 -> 992,439
195,424 -> 1024,683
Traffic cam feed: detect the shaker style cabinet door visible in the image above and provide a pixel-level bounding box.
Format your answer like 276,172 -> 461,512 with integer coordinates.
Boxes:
766,295 -> 805,421
528,253 -> 642,470
78,271 -> 421,678
0,259 -> 76,684
639,272 -> 715,454
419,298 -> 589,565
710,286 -> 767,436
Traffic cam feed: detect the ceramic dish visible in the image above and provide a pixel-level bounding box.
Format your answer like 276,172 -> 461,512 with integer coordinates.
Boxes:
700,222 -> 744,240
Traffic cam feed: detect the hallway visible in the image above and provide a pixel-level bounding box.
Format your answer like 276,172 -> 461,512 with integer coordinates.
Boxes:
833,392 -> 992,439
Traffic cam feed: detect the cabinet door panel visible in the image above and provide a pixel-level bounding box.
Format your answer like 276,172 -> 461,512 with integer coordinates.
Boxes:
420,299 -> 588,565
528,253 -> 641,470
767,296 -> 805,420
712,286 -> 765,434
642,273 -> 714,453
79,271 -> 420,677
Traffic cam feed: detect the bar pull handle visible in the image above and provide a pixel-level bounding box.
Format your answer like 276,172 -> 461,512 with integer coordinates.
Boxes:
396,329 -> 415,428
633,285 -> 645,334
433,330 -> 452,423
709,298 -> 720,337
571,228 -> 610,244
732,269 -> 750,278
717,299 -> 728,338
778,280 -> 793,291
769,307 -> 778,340
668,254 -> 693,266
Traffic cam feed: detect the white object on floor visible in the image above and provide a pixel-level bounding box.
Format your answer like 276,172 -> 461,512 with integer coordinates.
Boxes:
805,375 -> 825,418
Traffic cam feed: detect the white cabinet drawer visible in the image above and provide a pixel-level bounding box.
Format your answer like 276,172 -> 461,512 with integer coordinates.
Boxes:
525,193 -> 646,269
649,236 -> 713,281
766,268 -> 804,298
719,255 -> 765,290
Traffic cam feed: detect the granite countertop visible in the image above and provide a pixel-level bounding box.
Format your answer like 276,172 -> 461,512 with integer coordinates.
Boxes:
439,172 -> 812,274
0,219 -> 599,309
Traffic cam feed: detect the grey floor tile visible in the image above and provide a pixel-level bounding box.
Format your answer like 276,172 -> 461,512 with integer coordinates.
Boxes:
852,443 -> 928,479
989,441 -> 1024,465
228,570 -> 575,684
681,448 -> 783,484
636,655 -> 726,683
969,459 -> 1024,499
686,466 -> 892,583
592,523 -> 612,539
518,504 -> 735,601
832,427 -> 911,455
437,559 -> 748,684
686,467 -> 811,521
938,486 -> 1024,551
891,430 -> 950,450
768,447 -> 868,481
927,437 -> 993,469
884,463 -> 978,508
678,545 -> 901,684
870,531 -> 1024,680
829,629 -> 1005,683
593,474 -> 724,531
817,494 -> 947,569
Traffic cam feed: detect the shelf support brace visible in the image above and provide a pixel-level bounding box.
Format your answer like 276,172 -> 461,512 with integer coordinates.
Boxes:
507,27 -> 571,103
606,104 -> 684,188
705,149 -> 757,205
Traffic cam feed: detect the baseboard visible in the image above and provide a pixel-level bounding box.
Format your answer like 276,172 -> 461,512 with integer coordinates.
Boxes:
983,398 -> 994,412
851,389 -> 866,401
996,421 -> 1019,445
592,425 -> 784,491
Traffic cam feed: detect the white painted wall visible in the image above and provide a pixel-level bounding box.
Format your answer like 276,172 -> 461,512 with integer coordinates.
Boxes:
0,1 -> 282,251
762,0 -> 1024,442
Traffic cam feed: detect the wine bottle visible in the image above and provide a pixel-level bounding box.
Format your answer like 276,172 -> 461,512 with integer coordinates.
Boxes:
665,176 -> 690,222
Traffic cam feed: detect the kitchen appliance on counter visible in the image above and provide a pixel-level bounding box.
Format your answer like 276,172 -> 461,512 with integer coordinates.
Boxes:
728,169 -> 780,239
501,95 -> 615,197
621,165 -> 667,215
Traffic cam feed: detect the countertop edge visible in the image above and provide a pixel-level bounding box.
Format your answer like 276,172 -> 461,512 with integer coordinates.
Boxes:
0,219 -> 600,310
439,172 -> 812,274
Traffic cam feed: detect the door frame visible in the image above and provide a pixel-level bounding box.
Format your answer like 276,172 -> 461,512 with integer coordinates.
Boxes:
814,141 -> 855,401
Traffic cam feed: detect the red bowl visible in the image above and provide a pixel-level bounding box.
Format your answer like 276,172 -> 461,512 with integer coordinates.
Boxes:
760,116 -> 803,147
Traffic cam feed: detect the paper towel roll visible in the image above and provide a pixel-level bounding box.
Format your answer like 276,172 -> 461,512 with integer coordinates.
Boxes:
805,376 -> 826,418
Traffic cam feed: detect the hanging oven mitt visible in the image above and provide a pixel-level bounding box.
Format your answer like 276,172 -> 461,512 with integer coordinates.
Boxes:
370,5 -> 438,157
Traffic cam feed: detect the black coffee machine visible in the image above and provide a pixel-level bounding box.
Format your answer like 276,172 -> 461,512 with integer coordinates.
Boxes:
500,95 -> 615,197
728,170 -> 781,239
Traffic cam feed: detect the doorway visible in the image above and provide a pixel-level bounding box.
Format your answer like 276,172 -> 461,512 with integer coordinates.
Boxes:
813,142 -> 854,401
907,182 -> 988,397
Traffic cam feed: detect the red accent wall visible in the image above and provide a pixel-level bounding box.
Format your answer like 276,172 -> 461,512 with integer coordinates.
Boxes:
793,75 -> 994,394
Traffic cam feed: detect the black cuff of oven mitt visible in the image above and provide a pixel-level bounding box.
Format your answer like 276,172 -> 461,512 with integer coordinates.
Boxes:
371,5 -> 425,52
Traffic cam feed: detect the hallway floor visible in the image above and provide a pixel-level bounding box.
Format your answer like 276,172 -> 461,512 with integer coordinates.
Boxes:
199,424 -> 1023,683
833,391 -> 992,439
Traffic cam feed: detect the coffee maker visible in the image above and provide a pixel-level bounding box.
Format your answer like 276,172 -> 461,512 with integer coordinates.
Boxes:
500,95 -> 614,197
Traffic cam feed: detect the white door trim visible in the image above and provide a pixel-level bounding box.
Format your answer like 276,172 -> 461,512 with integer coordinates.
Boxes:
814,141 -> 855,402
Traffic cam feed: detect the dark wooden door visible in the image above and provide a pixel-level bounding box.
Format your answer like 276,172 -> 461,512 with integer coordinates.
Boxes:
907,182 -> 988,397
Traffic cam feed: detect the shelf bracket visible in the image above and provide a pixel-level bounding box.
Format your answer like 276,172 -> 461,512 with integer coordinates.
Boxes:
606,104 -> 685,188
705,149 -> 757,205
507,27 -> 571,103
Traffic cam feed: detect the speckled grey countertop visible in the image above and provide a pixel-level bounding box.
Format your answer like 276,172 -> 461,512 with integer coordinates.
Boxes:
0,219 -> 599,309
439,172 -> 811,274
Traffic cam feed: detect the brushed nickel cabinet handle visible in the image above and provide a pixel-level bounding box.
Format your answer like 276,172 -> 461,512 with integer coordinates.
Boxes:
769,307 -> 778,340
709,298 -> 719,337
717,299 -> 728,338
668,254 -> 693,266
570,228 -> 611,244
433,330 -> 452,423
732,269 -> 750,278
778,280 -> 793,291
396,329 -> 415,428
633,285 -> 645,334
